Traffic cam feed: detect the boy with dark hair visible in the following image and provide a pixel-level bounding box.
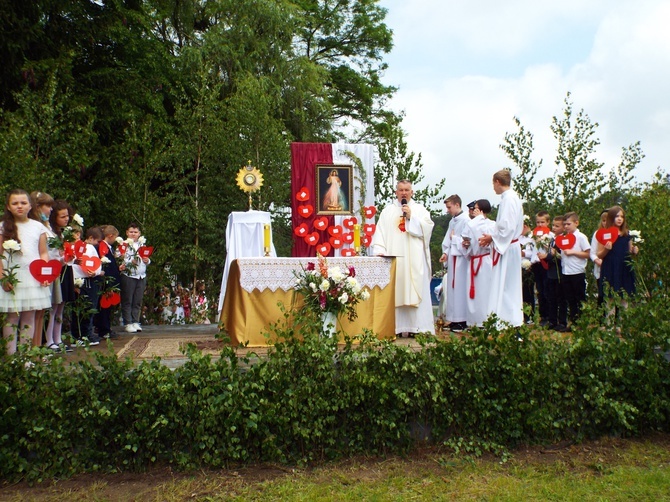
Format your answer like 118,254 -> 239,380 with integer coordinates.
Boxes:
539,215 -> 567,331
560,212 -> 591,329
440,194 -> 469,332
72,226 -> 104,346
120,223 -> 151,333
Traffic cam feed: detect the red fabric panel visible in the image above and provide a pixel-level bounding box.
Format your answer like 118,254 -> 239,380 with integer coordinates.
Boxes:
291,142 -> 334,257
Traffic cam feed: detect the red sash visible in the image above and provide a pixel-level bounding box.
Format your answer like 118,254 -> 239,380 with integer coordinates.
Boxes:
469,253 -> 489,299
492,238 -> 519,267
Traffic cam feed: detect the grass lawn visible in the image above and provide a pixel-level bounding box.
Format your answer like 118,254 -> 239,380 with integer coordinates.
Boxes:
2,434 -> 669,501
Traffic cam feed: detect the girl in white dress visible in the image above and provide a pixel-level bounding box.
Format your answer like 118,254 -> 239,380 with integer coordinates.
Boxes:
0,189 -> 52,355
29,191 -> 55,348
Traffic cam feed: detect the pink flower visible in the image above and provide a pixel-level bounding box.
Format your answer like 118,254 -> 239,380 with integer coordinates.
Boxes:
348,266 -> 356,278
307,262 -> 316,271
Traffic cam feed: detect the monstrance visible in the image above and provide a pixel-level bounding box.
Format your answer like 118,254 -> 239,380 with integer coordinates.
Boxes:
235,160 -> 264,210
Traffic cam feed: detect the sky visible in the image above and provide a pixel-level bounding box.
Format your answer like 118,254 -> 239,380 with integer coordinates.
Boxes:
377,0 -> 670,207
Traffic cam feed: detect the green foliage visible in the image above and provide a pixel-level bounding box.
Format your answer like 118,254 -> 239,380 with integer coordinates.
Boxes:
1,300 -> 669,482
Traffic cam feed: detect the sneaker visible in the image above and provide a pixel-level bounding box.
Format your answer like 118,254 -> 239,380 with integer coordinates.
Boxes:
87,335 -> 101,346
63,344 -> 74,353
125,324 -> 138,333
133,323 -> 142,332
450,322 -> 466,333
75,339 -> 86,347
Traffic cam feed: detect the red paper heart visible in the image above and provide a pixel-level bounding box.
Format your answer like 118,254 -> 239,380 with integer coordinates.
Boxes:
343,232 -> 354,244
100,291 -> 121,308
29,259 -> 62,284
314,217 -> 329,231
294,223 -> 309,237
596,227 -> 619,246
296,187 -> 310,202
327,225 -> 343,237
362,235 -> 371,246
364,206 -> 377,219
74,240 -> 87,258
99,240 -> 109,257
554,233 -> 576,250
341,248 -> 356,257
317,243 -> 332,256
138,246 -> 154,258
298,204 -> 314,218
117,243 -> 128,256
80,256 -> 102,274
343,217 -> 357,230
329,237 -> 344,249
363,223 -> 376,236
532,226 -> 551,237
304,232 -> 320,246
63,242 -> 75,262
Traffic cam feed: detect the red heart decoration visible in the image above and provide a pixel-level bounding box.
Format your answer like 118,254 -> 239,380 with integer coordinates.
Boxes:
138,246 -> 154,258
100,291 -> 121,308
74,240 -> 87,258
298,204 -> 314,218
314,217 -> 329,231
364,206 -> 377,219
304,232 -> 320,246
317,243 -> 332,256
596,227 -> 619,246
99,240 -> 110,257
343,217 -> 357,230
117,243 -> 128,256
329,237 -> 344,249
63,242 -> 75,262
554,233 -> 576,250
363,223 -> 376,236
343,232 -> 354,244
296,187 -> 310,202
327,225 -> 343,237
532,226 -> 551,237
362,235 -> 371,246
80,256 -> 102,274
294,223 -> 309,237
341,248 -> 356,257
29,259 -> 62,284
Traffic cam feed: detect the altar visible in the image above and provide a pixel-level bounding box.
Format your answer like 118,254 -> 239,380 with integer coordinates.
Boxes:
220,256 -> 396,346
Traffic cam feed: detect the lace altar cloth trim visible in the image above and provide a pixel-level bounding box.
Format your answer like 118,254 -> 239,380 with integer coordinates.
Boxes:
236,257 -> 392,293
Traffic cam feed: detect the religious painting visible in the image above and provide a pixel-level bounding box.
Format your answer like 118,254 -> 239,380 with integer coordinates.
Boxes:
315,164 -> 353,215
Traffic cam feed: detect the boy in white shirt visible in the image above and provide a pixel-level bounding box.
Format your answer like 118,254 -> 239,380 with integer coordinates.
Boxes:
72,227 -> 104,345
560,212 -> 591,330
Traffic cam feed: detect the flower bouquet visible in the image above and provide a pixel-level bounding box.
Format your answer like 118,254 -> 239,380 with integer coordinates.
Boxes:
629,230 -> 643,246
294,254 -> 370,327
1,239 -> 21,294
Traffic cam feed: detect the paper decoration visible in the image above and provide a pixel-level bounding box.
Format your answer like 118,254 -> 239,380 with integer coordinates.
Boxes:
80,256 -> 102,274
294,223 -> 309,237
327,225 -> 343,236
329,236 -> 344,249
341,248 -> 356,257
100,291 -> 121,308
29,259 -> 62,284
596,227 -> 619,246
304,232 -> 320,246
363,223 -> 376,236
343,232 -> 354,244
554,233 -> 576,250
298,204 -> 314,218
138,246 -> 154,258
317,242 -> 332,256
532,226 -> 551,237
117,243 -> 128,256
296,187 -> 310,202
313,217 -> 329,231
343,217 -> 357,230
74,240 -> 87,258
362,235 -> 371,246
364,206 -> 377,219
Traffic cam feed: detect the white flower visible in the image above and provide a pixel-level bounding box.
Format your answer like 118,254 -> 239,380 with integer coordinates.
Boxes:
319,279 -> 330,291
629,230 -> 643,244
327,266 -> 344,282
338,292 -> 349,304
73,214 -> 84,227
124,238 -> 134,245
523,214 -> 530,222
361,290 -> 370,301
2,239 -> 21,252
138,236 -> 146,245
101,256 -> 111,264
521,258 -> 531,270
309,282 -> 317,292
115,236 -> 124,245
74,278 -> 84,287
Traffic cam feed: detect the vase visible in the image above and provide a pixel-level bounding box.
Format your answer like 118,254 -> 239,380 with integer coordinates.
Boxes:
320,311 -> 337,338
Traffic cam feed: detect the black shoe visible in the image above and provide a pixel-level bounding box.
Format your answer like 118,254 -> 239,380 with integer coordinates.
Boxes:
451,322 -> 466,333
87,335 -> 101,346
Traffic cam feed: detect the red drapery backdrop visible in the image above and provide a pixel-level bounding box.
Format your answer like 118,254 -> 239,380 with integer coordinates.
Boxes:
291,142 -> 335,257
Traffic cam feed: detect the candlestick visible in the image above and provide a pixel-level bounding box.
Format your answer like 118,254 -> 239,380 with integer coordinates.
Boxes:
263,223 -> 271,256
353,224 -> 361,254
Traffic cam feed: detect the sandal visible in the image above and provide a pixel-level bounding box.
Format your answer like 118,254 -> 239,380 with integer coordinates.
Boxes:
46,343 -> 60,351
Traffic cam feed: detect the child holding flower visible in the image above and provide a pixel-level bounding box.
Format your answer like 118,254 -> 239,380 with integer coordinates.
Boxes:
0,189 -> 52,355
597,205 -> 638,303
119,222 -> 151,333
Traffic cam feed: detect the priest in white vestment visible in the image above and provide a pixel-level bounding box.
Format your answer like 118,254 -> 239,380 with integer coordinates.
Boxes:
479,170 -> 524,327
462,199 -> 496,327
370,180 -> 435,336
439,195 -> 469,331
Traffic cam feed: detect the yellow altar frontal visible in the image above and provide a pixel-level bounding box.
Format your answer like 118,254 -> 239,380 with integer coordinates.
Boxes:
220,257 -> 396,346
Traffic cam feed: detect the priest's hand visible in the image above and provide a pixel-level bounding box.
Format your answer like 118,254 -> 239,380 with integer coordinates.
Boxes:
478,234 -> 492,247
439,253 -> 447,263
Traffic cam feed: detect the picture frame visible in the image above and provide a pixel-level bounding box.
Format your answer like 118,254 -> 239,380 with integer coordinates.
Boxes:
315,164 -> 353,215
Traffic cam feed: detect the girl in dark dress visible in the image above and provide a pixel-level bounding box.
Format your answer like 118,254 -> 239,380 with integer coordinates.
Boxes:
597,206 -> 639,306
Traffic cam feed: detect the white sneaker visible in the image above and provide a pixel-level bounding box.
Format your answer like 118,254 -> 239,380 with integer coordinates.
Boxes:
125,324 -> 138,333
133,323 -> 142,332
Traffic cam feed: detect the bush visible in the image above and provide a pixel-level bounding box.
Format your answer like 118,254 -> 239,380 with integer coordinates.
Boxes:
1,297 -> 669,482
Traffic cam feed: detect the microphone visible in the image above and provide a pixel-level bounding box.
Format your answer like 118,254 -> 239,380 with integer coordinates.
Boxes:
401,198 -> 408,219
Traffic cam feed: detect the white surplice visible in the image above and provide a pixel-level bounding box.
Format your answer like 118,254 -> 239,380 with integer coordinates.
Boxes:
441,211 -> 469,323
462,214 -> 496,326
371,200 -> 435,335
487,189 -> 524,327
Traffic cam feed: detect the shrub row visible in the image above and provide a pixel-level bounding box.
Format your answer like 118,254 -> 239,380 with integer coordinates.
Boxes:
1,296 -> 669,482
